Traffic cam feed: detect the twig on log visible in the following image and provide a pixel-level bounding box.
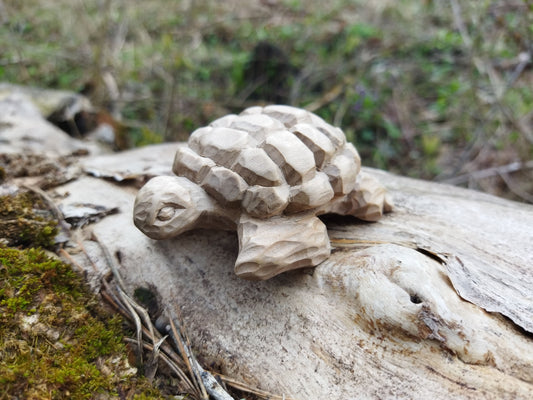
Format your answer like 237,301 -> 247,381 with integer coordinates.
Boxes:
217,374 -> 300,400
94,233 -> 126,289
167,317 -> 211,400
115,285 -> 144,362
199,370 -> 235,400
86,237 -> 203,397
91,237 -> 221,399
124,338 -> 197,390
144,335 -> 167,382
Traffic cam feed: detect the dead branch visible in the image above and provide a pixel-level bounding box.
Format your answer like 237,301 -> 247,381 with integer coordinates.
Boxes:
441,160 -> 533,185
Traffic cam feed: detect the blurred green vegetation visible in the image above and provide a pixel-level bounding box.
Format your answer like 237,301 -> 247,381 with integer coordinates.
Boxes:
1,0 -> 532,200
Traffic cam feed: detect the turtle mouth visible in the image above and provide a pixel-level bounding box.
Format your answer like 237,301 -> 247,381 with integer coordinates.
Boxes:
133,200 -> 163,238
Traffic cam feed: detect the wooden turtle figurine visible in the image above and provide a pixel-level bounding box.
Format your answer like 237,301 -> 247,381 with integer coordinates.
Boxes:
134,105 -> 392,280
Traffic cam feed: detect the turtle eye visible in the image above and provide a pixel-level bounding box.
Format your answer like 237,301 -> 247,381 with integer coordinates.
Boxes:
156,205 -> 180,221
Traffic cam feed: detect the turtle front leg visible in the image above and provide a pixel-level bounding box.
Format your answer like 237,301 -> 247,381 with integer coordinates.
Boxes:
235,213 -> 331,280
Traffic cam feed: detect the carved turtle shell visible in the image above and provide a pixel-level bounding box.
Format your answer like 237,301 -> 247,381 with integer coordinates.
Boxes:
172,105 -> 362,218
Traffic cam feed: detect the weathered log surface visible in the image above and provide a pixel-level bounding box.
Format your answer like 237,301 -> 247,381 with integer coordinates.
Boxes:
2,92 -> 533,399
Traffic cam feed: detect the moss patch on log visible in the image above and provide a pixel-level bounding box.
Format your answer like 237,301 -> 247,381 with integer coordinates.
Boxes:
0,247 -> 167,399
0,191 -> 58,249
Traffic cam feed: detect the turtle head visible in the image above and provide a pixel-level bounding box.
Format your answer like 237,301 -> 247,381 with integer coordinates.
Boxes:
134,176 -> 210,239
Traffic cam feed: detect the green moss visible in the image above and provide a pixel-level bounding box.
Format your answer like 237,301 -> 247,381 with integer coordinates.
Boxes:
0,246 -> 167,399
0,191 -> 58,249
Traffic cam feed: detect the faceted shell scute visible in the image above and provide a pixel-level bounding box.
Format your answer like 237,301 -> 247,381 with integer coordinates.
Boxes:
172,105 -> 362,217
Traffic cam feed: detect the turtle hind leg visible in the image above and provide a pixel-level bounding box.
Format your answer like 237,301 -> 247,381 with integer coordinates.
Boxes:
350,172 -> 393,221
235,213 -> 331,280
320,172 -> 393,222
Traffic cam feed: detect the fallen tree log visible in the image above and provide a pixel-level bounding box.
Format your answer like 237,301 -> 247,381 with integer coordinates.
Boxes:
2,91 -> 532,399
